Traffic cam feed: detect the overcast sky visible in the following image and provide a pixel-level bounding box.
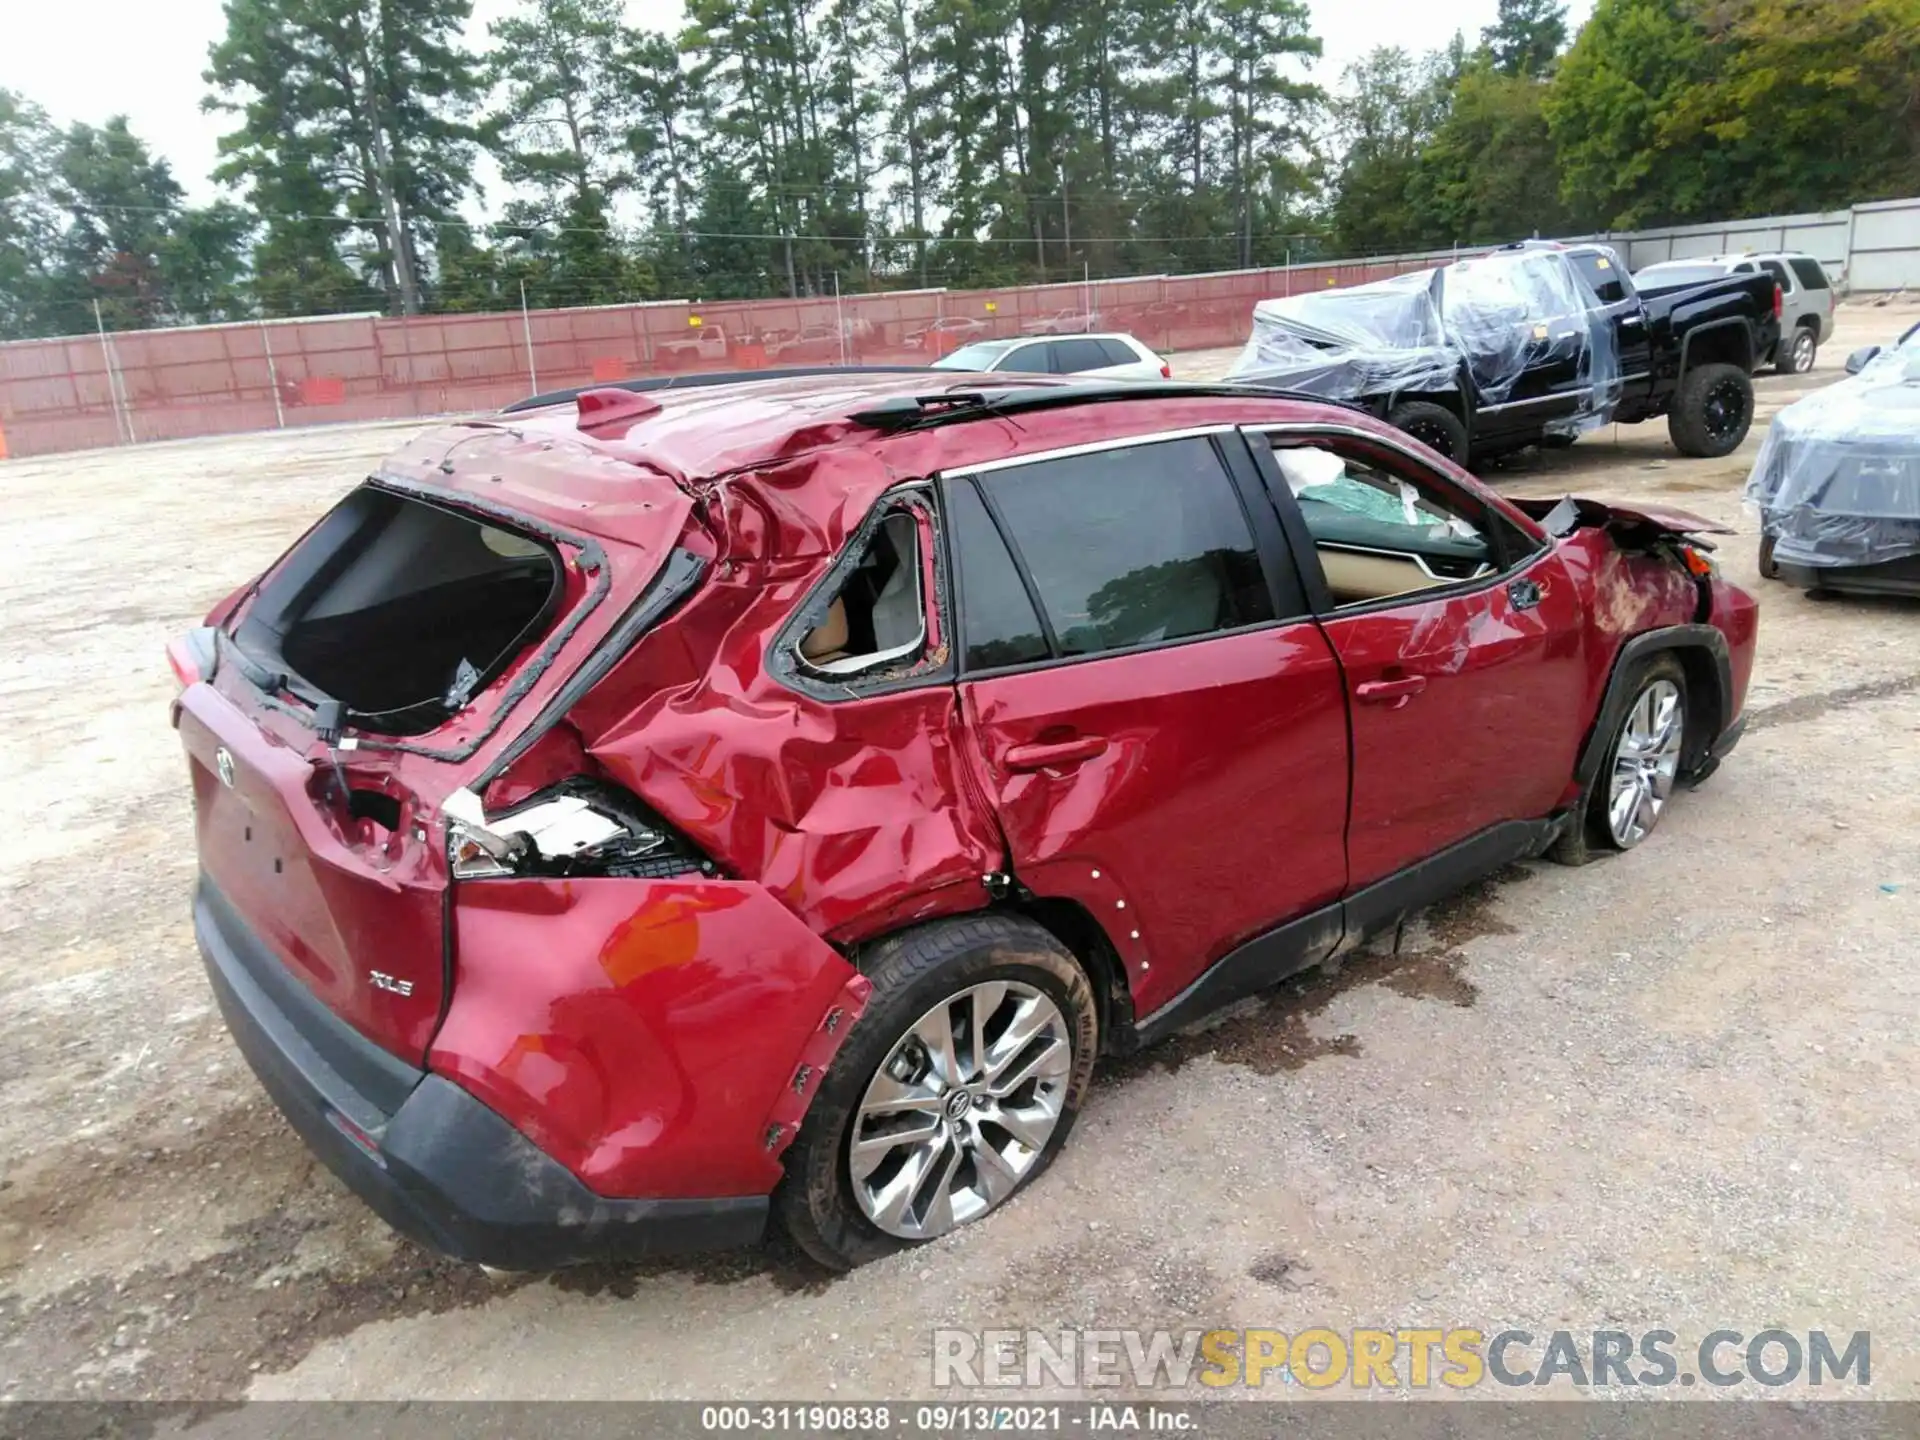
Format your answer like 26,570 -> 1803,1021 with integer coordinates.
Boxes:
1,0 -> 1594,211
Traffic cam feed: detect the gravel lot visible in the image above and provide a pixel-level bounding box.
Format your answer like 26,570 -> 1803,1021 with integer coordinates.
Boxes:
3,302 -> 1918,1403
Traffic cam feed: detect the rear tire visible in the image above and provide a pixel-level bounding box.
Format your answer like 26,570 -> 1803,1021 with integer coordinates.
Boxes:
1774,325 -> 1817,376
1584,655 -> 1688,853
776,913 -> 1098,1271
1387,400 -> 1469,465
1667,363 -> 1754,458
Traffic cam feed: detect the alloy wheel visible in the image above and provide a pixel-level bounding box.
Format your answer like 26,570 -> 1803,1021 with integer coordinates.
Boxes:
849,980 -> 1072,1240
1790,330 -> 1816,373
1608,678 -> 1685,847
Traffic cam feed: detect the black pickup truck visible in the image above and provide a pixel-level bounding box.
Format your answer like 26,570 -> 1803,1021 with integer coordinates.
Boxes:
1229,241 -> 1783,465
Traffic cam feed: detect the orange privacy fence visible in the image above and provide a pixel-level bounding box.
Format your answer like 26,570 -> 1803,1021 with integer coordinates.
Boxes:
0,256 -> 1441,459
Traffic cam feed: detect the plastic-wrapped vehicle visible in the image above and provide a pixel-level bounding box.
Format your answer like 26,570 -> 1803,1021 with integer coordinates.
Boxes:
1230,242 -> 1782,465
1748,322 -> 1920,596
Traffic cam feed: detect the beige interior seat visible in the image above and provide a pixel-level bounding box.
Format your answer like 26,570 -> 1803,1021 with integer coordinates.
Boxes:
800,596 -> 850,663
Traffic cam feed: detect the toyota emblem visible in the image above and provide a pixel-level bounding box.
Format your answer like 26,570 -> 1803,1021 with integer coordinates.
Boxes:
215,747 -> 236,789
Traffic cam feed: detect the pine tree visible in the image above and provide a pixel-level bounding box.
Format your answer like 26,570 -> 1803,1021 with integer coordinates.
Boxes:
1482,0 -> 1569,77
205,0 -> 483,314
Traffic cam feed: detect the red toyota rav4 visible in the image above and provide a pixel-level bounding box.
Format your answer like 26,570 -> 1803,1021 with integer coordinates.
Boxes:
169,373 -> 1756,1271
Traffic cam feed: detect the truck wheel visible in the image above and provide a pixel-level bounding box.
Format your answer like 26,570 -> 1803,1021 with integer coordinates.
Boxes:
1386,401 -> 1469,464
1668,363 -> 1753,458
776,913 -> 1099,1270
1774,326 -> 1817,376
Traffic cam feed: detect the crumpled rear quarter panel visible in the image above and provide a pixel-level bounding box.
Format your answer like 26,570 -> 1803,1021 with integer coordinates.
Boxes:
433,878 -> 870,1198
569,451 -> 1006,946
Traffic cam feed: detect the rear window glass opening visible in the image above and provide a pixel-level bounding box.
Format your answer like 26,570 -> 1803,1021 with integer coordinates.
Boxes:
233,485 -> 564,735
795,508 -> 929,678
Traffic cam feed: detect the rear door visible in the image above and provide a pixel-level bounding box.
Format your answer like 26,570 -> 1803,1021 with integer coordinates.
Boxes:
180,464 -> 694,1064
1252,426 -> 1587,888
947,430 -> 1351,1019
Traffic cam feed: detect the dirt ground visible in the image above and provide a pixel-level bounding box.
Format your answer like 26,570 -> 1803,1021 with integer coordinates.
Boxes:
3,300 -> 1918,1404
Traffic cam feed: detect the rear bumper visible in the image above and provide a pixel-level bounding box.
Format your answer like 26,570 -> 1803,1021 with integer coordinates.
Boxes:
196,877 -> 768,1269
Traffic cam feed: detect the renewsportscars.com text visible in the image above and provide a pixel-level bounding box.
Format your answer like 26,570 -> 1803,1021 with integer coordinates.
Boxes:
932,1328 -> 1871,1390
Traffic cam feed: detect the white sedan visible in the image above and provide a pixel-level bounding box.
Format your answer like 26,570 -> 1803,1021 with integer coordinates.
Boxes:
931,332 -> 1171,381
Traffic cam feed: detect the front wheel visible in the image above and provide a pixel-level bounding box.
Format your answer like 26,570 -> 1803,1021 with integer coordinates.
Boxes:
776,913 -> 1099,1270
1587,656 -> 1688,852
1667,362 -> 1754,457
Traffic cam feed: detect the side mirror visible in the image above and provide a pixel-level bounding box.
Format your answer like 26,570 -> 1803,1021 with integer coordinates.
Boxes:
1845,346 -> 1882,375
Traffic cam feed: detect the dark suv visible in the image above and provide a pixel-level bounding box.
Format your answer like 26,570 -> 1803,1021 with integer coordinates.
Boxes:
170,372 -> 1757,1271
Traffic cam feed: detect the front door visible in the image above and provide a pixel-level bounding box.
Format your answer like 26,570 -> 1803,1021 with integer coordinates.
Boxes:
1255,427 -> 1588,890
944,432 -> 1351,1019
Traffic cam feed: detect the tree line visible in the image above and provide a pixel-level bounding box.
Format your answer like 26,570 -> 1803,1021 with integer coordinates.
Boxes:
1,0 -> 1915,340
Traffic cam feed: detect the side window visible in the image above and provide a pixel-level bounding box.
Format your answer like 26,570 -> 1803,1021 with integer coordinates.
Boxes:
946,480 -> 1050,670
973,436 -> 1275,660
1572,251 -> 1626,305
1051,338 -> 1110,373
1097,338 -> 1140,367
795,508 -> 928,677
1271,441 -> 1517,608
1760,259 -> 1792,292
1789,257 -> 1830,291
1004,343 -> 1055,374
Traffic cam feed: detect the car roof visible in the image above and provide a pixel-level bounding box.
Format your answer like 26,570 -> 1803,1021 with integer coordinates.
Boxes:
1641,251 -> 1812,269
387,371 -> 1388,557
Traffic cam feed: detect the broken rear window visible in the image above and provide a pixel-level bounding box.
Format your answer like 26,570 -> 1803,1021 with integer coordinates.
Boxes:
232,485 -> 563,735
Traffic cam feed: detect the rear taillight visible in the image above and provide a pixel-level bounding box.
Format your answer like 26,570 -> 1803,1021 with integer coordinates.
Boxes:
166,627 -> 220,691
1680,543 -> 1719,579
1773,284 -> 1783,320
1160,362 -> 1172,378
443,780 -> 716,881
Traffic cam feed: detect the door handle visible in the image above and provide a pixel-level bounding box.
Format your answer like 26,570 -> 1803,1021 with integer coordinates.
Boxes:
1005,736 -> 1109,772
1355,675 -> 1428,707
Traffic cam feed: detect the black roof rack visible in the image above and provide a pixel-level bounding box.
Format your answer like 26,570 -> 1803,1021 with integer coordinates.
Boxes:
847,379 -> 1363,433
499,364 -> 932,414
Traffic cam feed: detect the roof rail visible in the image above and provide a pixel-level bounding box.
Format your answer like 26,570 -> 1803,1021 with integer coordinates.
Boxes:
847,380 -> 1363,432
500,364 -> 933,414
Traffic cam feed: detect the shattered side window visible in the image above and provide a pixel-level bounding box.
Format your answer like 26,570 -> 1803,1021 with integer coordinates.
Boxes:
795,508 -> 930,678
1275,442 -> 1504,607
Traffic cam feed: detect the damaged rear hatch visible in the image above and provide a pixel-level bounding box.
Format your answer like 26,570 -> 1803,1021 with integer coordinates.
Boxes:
175,420 -> 699,1065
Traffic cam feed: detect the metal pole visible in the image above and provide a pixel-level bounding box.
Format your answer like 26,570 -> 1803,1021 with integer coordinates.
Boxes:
93,299 -> 130,445
833,272 -> 848,366
1062,174 -> 1071,264
519,280 -> 539,394
260,319 -> 286,429
1284,246 -> 1291,297
1083,262 -> 1092,331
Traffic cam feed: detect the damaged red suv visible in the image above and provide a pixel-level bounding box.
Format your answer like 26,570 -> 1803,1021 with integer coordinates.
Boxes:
171,373 -> 1756,1270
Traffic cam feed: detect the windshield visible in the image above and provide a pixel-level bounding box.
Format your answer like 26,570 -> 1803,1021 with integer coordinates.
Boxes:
933,340 -> 1020,371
